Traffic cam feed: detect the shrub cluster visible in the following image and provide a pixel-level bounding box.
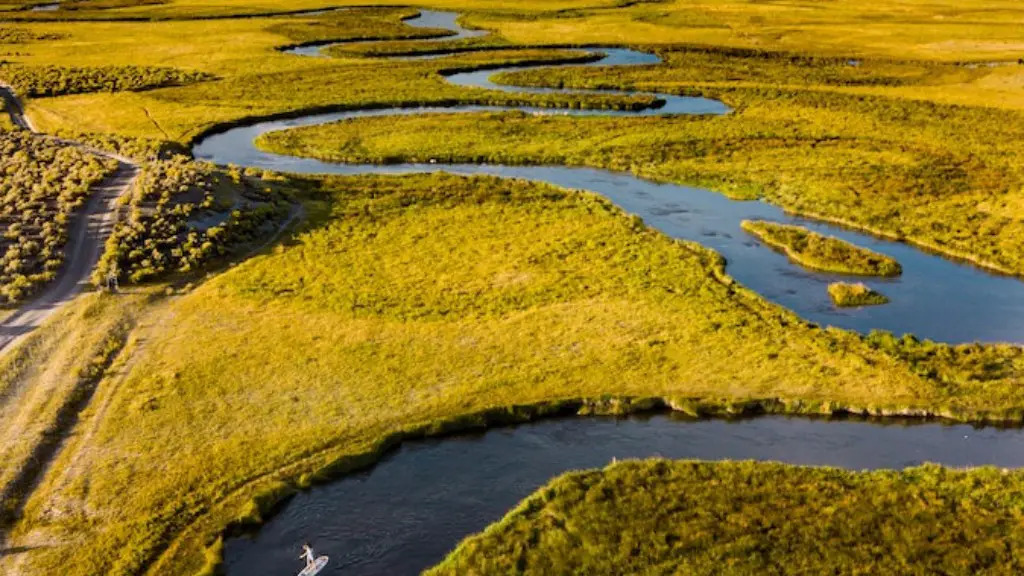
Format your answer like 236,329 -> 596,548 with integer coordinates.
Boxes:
0,63 -> 212,97
0,27 -> 64,43
0,131 -> 117,304
94,158 -> 291,284
865,330 -> 1024,384
56,130 -> 188,162
828,281 -> 889,307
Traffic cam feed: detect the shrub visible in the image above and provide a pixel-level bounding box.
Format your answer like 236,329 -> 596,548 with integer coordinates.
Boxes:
828,282 -> 889,307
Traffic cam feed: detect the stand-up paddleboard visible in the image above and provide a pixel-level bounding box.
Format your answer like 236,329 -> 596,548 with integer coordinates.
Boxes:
298,556 -> 328,576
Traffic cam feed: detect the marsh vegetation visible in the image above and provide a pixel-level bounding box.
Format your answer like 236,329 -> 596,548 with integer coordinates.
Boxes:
433,459 -> 1024,575
829,282 -> 890,308
741,220 -> 901,277
3,2 -> 1024,575
7,173 -> 1024,576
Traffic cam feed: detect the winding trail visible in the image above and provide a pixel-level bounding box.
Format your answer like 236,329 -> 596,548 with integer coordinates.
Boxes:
195,10 -> 1024,344
0,87 -> 139,354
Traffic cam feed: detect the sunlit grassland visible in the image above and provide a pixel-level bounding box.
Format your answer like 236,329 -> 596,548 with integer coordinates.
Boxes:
10,172 -> 1010,575
3,10 -> 651,141
2,0 -> 1024,143
431,459 -> 1024,575
10,0 -> 1024,66
458,0 -> 1024,62
0,291 -> 153,524
3,1 -> 1024,574
256,92 -> 1024,277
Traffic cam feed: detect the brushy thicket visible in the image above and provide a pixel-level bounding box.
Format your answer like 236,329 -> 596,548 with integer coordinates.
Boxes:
0,27 -> 63,43
94,158 -> 291,284
0,131 -> 116,304
432,459 -> 1024,575
56,129 -> 188,162
0,63 -> 212,97
828,282 -> 889,307
741,220 -> 902,276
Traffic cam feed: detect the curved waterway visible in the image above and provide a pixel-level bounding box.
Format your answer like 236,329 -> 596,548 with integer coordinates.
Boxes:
223,415 -> 1024,576
194,10 -> 1024,343
209,11 -> 1024,575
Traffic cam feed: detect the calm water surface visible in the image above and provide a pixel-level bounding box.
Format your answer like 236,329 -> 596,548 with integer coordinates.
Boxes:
224,416 -> 1024,576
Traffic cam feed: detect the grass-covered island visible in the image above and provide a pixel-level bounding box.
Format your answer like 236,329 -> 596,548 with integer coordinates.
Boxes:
431,459 -> 1024,575
829,282 -> 890,307
741,220 -> 902,277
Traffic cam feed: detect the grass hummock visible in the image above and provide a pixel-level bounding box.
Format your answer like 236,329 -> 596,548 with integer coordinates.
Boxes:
741,220 -> 902,277
829,282 -> 890,307
430,459 -> 1024,575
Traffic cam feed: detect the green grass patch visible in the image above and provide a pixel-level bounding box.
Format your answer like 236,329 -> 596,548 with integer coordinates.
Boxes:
431,459 -> 1024,575
8,172 -> 999,576
267,7 -> 447,48
829,282 -> 890,307
741,220 -> 901,277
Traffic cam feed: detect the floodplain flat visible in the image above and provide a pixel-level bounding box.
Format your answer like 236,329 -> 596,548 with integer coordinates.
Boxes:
0,2 -> 1023,575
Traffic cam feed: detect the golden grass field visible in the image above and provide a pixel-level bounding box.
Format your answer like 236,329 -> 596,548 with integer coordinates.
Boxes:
1,1 -> 1023,574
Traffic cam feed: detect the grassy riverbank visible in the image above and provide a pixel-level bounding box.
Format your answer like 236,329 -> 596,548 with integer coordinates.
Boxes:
3,2 -> 1024,575
4,2 -> 1024,274
254,83 -> 1024,277
431,459 -> 1024,575
741,221 -> 901,277
6,173 -> 1022,575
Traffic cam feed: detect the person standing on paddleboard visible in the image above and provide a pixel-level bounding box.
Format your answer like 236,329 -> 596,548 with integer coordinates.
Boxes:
300,544 -> 316,571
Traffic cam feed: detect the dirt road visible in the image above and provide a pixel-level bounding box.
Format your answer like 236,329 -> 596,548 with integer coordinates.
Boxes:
0,87 -> 139,353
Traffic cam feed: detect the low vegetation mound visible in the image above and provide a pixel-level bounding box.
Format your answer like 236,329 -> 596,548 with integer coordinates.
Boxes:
94,158 -> 292,284
0,131 -> 116,304
0,27 -> 64,43
269,7 -> 447,47
327,35 -> 511,59
741,220 -> 902,277
0,63 -> 212,97
431,459 -> 1024,575
829,282 -> 889,307
59,0 -> 167,10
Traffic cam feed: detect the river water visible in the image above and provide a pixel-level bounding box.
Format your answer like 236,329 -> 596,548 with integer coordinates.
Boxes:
194,10 -> 1024,344
199,10 -> 1024,575
222,415 -> 1024,576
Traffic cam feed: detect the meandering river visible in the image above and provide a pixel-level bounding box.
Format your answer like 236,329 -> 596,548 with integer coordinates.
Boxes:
223,415 -> 1024,576
192,10 -> 1024,575
194,10 -> 1024,344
